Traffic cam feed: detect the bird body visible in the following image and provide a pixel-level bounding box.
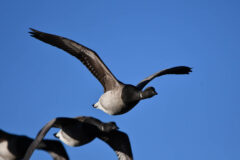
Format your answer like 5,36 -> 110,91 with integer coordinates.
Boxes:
96,85 -> 125,115
54,121 -> 96,147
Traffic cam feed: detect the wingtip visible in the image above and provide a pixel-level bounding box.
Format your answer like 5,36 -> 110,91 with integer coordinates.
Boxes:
28,28 -> 36,36
28,28 -> 41,35
29,31 -> 34,35
181,66 -> 192,74
188,67 -> 193,73
28,28 -> 43,39
29,27 -> 37,32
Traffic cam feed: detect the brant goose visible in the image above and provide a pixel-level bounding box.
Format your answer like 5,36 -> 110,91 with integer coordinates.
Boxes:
24,116 -> 133,160
29,28 -> 192,115
0,129 -> 69,160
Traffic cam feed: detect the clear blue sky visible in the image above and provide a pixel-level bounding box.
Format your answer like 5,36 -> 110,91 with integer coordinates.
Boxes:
1,0 -> 240,160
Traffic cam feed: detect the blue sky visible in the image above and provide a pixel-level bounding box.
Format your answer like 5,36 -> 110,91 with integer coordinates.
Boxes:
1,0 -> 240,159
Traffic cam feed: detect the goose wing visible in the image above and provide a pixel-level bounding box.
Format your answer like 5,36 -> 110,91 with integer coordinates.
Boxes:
98,130 -> 133,160
29,28 -> 120,92
41,139 -> 69,160
23,117 -> 78,160
136,66 -> 192,90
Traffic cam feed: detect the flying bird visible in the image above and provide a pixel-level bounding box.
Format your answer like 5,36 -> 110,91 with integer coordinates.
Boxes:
0,129 -> 69,160
29,28 -> 192,115
23,116 -> 133,160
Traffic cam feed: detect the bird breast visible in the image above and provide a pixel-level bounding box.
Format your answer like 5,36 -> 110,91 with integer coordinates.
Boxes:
0,141 -> 16,160
56,130 -> 80,147
56,128 -> 95,147
98,89 -> 126,115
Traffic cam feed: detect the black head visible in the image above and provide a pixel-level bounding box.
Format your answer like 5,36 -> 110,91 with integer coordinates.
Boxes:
141,87 -> 158,99
103,122 -> 119,132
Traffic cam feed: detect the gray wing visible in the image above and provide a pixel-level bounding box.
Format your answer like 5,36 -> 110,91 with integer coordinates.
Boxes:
136,66 -> 192,90
98,131 -> 133,160
23,117 -> 78,160
40,139 -> 69,160
29,28 -> 121,92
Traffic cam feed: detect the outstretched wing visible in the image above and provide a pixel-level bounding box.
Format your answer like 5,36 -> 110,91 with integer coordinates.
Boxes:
29,28 -> 121,92
41,139 -> 69,160
98,130 -> 133,160
136,66 -> 192,90
23,117 -> 78,160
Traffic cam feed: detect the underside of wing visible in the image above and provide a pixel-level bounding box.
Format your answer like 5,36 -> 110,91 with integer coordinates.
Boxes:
41,139 -> 69,160
29,28 -> 120,92
98,130 -> 133,160
136,66 -> 192,90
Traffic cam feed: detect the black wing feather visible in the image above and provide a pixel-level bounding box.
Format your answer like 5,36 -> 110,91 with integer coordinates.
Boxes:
40,139 -> 69,160
98,130 -> 133,160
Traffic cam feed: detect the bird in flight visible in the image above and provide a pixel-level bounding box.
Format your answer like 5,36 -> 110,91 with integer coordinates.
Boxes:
29,28 -> 192,115
23,116 -> 133,160
0,129 -> 69,160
